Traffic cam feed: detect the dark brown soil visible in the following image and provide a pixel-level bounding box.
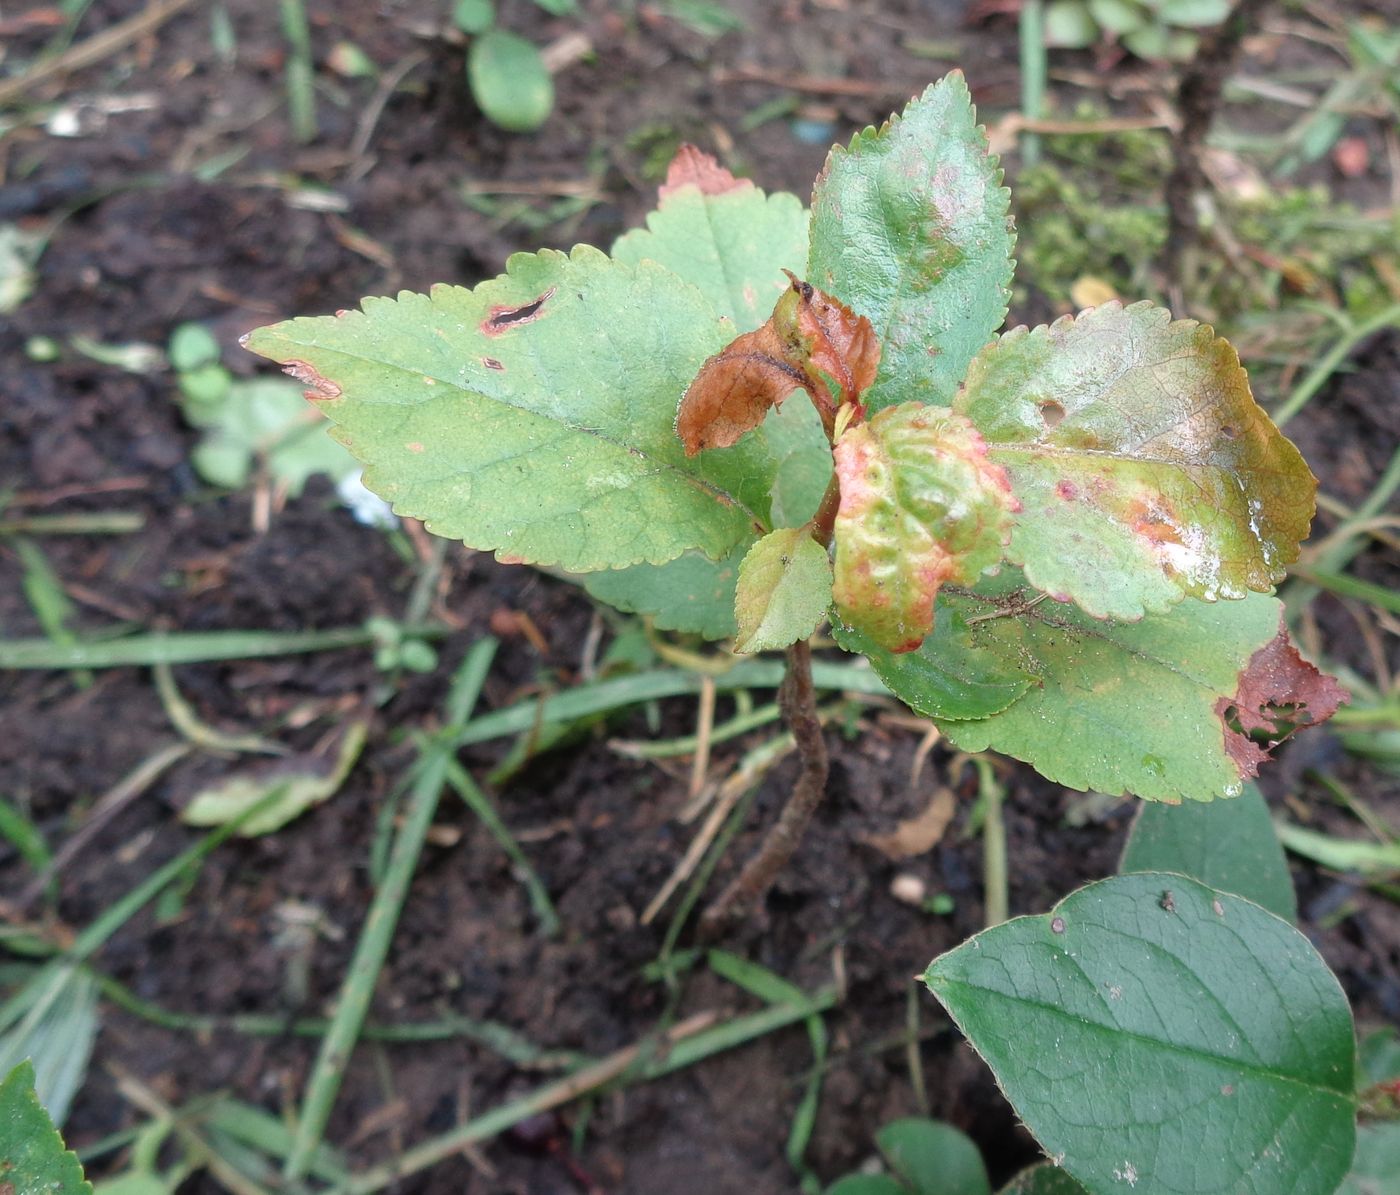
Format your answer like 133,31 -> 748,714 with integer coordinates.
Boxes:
1,2 -> 1397,1193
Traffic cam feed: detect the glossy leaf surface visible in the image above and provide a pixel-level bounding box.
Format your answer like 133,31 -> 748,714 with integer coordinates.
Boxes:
926,874 -> 1356,1195
734,527 -> 833,653
808,73 -> 1014,412
245,249 -> 772,571
1120,781 -> 1297,921
955,302 -> 1316,619
832,405 -> 1015,653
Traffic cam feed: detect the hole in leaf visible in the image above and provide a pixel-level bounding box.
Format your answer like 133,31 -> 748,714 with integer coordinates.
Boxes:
1221,424 -> 1237,439
1038,400 -> 1065,428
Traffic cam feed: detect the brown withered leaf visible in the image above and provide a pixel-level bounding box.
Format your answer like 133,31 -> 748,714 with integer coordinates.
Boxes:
1216,619 -> 1348,777
860,786 -> 956,860
786,271 -> 880,406
659,144 -> 753,200
676,276 -> 881,456
676,320 -> 809,456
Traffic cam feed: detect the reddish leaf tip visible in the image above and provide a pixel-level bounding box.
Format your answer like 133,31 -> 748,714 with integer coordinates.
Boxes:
659,145 -> 752,201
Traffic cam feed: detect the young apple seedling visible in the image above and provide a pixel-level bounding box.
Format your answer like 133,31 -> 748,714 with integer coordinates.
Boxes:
244,72 -> 1343,929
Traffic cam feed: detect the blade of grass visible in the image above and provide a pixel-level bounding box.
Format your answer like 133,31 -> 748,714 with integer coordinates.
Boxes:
0,796 -> 50,874
441,756 -> 560,936
0,624 -> 445,669
0,512 -> 145,534
14,537 -> 91,688
279,0 -> 317,143
282,638 -> 498,1181
1291,567 -> 1400,615
334,990 -> 837,1195
1019,0 -> 1046,168
1272,303 -> 1400,429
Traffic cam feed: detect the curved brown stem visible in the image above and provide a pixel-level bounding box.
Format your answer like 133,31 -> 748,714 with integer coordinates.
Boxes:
698,639 -> 830,938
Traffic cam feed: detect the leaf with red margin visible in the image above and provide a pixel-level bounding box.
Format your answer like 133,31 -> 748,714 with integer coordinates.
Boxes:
1217,620 -> 1348,776
831,404 -> 1016,653
614,145 -> 808,333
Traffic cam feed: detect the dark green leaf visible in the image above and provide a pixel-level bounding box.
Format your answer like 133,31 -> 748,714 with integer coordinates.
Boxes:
954,303 -> 1316,620
1339,1123 -> 1400,1194
467,29 -> 553,133
808,73 -> 1014,412
0,1061 -> 93,1194
997,1164 -> 1089,1195
579,546 -> 743,639
876,1118 -> 990,1195
925,873 -> 1356,1195
452,0 -> 495,33
245,249 -> 773,572
1119,781 -> 1297,921
826,1178 -> 906,1195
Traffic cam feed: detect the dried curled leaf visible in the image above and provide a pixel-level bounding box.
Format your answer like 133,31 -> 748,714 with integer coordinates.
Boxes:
676,276 -> 879,455
832,404 -> 1016,653
1217,620 -> 1348,777
955,301 -> 1316,620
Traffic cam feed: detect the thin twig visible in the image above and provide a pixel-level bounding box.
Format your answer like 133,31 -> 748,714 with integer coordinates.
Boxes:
699,640 -> 830,938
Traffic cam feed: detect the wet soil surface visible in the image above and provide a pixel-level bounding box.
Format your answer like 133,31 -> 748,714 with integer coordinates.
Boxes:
2,2 -> 1398,1192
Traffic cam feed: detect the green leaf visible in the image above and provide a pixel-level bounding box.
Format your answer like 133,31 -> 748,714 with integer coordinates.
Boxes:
613,148 -> 807,334
467,29 -> 553,133
1043,0 -> 1100,48
954,302 -> 1316,620
244,249 -> 773,571
826,1179 -> 906,1195
734,527 -> 832,653
1152,0 -> 1231,25
0,1061 -> 93,1194
1119,781 -> 1297,921
579,546 -> 742,639
167,323 -> 222,372
1122,23 -> 1199,59
807,73 -> 1014,412
530,0 -> 576,14
925,873 -> 1357,1195
1273,821 -> 1400,877
933,575 -> 1293,800
997,1164 -> 1089,1195
1339,1123 -> 1400,1194
832,405 -> 1015,653
1087,0 -> 1148,34
182,719 -> 368,835
876,1118 -> 990,1195
452,0 -> 495,34
832,604 -> 1034,721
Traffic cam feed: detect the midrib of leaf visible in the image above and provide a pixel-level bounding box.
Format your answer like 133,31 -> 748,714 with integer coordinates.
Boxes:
936,977 -> 1354,1099
700,195 -> 745,326
276,332 -> 762,523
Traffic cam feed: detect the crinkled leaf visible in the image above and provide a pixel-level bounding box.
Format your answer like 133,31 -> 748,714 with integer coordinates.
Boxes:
613,146 -> 808,334
0,1061 -> 93,1195
245,249 -> 773,571
1120,781 -> 1298,922
876,1119 -> 990,1195
808,73 -> 1014,412
832,405 -> 1015,653
734,527 -> 833,653
1219,626 -> 1347,777
954,302 -> 1316,620
925,874 -> 1357,1195
182,719 -> 368,835
676,276 -> 876,455
832,605 -> 1033,721
997,1165 -> 1089,1195
913,573 -> 1301,800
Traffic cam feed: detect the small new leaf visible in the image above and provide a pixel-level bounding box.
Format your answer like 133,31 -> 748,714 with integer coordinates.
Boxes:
733,527 -> 833,653
832,405 -> 1015,653
955,302 -> 1316,619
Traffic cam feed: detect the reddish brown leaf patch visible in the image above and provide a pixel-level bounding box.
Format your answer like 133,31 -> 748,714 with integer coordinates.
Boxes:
480,287 -> 556,337
659,144 -> 752,200
281,359 -> 342,400
1216,619 -> 1348,777
676,275 -> 881,456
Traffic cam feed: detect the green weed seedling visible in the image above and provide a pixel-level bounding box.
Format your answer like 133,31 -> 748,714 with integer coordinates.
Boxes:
246,74 -> 1371,1193
453,0 -> 571,133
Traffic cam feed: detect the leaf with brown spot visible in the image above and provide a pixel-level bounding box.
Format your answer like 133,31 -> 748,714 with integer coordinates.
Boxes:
786,272 -> 881,406
1217,621 -> 1348,776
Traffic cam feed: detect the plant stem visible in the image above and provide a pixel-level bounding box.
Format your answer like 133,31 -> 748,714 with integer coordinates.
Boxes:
699,640 -> 830,937
1162,0 -> 1272,299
